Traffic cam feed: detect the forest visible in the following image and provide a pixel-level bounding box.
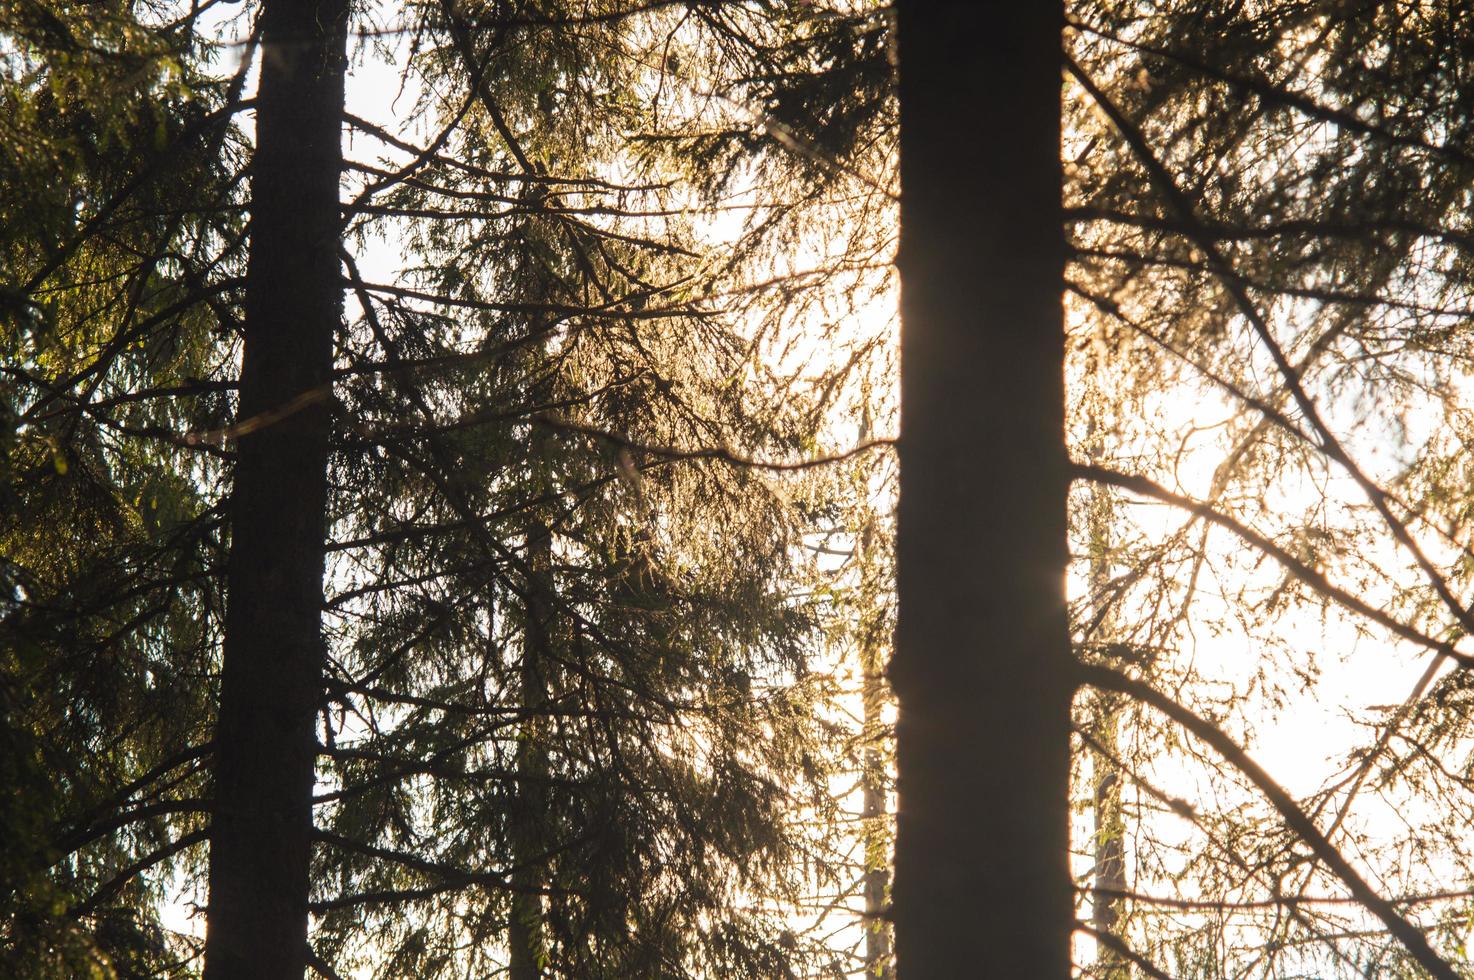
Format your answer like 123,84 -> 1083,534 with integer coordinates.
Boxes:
5,1 -> 1474,977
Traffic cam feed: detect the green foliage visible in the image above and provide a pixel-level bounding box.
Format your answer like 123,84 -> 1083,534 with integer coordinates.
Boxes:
0,2 -> 243,974
6,2 -> 886,977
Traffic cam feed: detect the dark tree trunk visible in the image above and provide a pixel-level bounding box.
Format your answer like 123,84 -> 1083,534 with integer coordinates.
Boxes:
203,1 -> 348,976
890,4 -> 1071,978
509,520 -> 551,980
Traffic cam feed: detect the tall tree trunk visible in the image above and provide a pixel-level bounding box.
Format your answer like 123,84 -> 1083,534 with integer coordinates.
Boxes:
510,519 -> 551,980
1092,761 -> 1126,973
890,4 -> 1071,978
1084,385 -> 1129,978
203,1 -> 348,976
861,630 -> 893,980
858,516 -> 893,980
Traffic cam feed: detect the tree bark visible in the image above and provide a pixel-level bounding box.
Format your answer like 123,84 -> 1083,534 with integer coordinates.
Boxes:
203,1 -> 348,977
890,4 -> 1071,978
509,519 -> 551,980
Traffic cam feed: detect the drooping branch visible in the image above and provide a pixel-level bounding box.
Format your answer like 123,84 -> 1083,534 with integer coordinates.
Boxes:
1078,662 -> 1460,980
1074,922 -> 1174,980
1069,462 -> 1469,667
69,829 -> 210,919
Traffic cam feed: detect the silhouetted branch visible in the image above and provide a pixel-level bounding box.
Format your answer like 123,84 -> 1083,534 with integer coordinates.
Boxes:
1078,662 -> 1460,980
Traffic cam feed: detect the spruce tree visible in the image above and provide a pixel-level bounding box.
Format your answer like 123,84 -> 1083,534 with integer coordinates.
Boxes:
2,4 -> 245,973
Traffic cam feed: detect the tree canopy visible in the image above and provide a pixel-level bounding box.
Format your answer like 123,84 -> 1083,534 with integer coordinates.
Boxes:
7,1 -> 1474,979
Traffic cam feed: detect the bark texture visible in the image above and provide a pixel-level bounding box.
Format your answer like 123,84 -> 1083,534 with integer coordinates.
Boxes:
509,519 -> 552,980
890,4 -> 1072,978
203,1 -> 349,976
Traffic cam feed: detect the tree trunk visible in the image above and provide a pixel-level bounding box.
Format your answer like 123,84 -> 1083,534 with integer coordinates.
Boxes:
1092,763 -> 1126,975
509,518 -> 551,980
890,4 -> 1071,978
861,638 -> 893,980
858,520 -> 893,980
203,1 -> 348,976
1085,390 -> 1128,978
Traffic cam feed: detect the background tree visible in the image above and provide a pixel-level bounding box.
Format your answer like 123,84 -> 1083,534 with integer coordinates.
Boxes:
1,2 -> 246,974
305,2 -> 897,974
1066,1 -> 1474,975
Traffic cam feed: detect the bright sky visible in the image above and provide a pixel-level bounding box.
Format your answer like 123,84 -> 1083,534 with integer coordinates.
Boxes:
1065,290 -> 1474,974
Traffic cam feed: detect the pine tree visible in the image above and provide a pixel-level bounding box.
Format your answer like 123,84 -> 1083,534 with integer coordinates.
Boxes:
301,3 -> 897,975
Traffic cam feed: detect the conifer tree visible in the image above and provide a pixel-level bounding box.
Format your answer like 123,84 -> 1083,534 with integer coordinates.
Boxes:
2,4 -> 245,973
1067,2 -> 1474,975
